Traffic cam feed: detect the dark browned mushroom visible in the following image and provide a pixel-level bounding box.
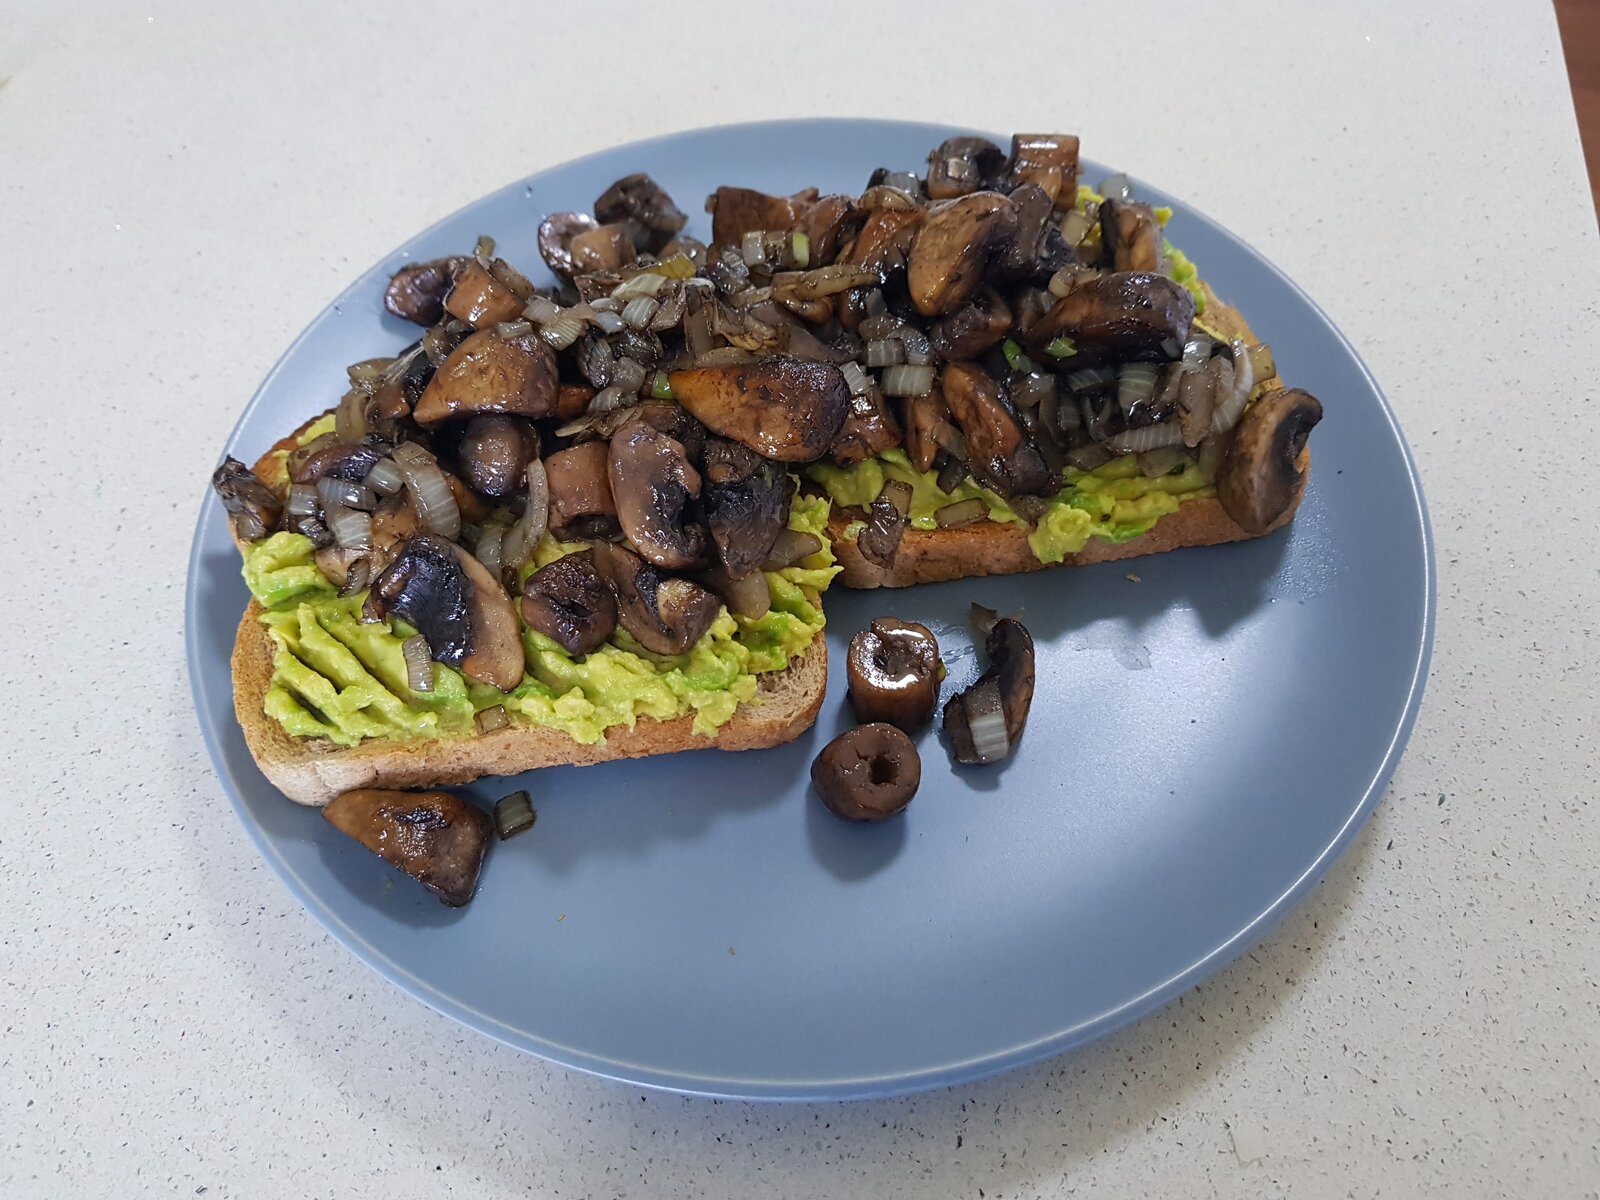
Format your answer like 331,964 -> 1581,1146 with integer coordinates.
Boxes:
799,194 -> 857,267
594,173 -> 688,253
323,788 -> 492,907
212,456 -> 281,543
829,388 -> 903,466
371,534 -> 525,691
443,259 -> 526,329
925,136 -> 1007,200
811,723 -> 922,822
702,438 -> 787,580
906,191 -> 1018,317
941,362 -> 1054,495
842,208 -> 921,274
1216,388 -> 1322,534
847,619 -> 942,731
930,287 -> 1013,360
902,389 -> 960,473
384,257 -> 468,326
1023,272 -> 1195,366
992,182 -> 1058,281
617,400 -> 707,464
590,541 -> 723,656
519,550 -> 618,656
543,442 -> 618,540
569,223 -> 637,274
668,356 -> 849,463
943,615 -> 1035,765
1100,200 -> 1162,273
412,329 -> 559,425
706,186 -> 801,245
608,423 -> 707,570
538,212 -> 598,281
1005,133 -> 1080,210
456,415 -> 538,499
289,440 -> 387,486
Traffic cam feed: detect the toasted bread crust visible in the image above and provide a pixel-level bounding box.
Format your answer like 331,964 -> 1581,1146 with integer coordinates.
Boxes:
232,604 -> 828,806
825,288 -> 1308,588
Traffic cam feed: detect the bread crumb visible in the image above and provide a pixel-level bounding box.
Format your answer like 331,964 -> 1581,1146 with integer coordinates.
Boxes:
557,913 -> 566,922
1125,573 -> 1141,582
728,947 -> 736,956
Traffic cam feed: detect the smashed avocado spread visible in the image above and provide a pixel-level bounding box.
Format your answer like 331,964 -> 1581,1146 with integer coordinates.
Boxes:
807,449 -> 1215,565
243,493 -> 839,747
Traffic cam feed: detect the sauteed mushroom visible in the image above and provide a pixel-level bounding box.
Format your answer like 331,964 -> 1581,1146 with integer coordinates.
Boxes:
520,550 -> 618,656
594,173 -> 688,253
943,615 -> 1035,765
212,457 -> 281,543
323,788 -> 491,907
929,287 -> 1012,360
669,356 -> 849,462
1216,388 -> 1323,534
591,541 -> 723,656
811,723 -> 922,822
413,330 -> 560,425
537,212 -> 598,281
544,442 -> 618,540
444,259 -> 525,329
847,619 -> 942,731
907,191 -> 1018,317
1024,272 -> 1195,366
702,439 -> 786,579
455,415 -> 538,499
941,362 -> 1053,495
608,423 -> 707,570
384,257 -> 467,326
925,136 -> 1006,200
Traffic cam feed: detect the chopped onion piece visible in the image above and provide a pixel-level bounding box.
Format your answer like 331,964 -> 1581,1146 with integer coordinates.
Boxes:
900,328 -> 933,367
881,364 -> 935,396
840,361 -> 871,397
1011,371 -> 1056,410
540,312 -> 586,350
741,229 -> 765,266
391,441 -> 461,540
286,482 -> 319,518
473,234 -> 496,260
621,296 -> 658,329
334,387 -> 368,443
475,705 -> 510,735
1065,366 -> 1116,394
1060,208 -> 1093,250
495,319 -> 533,339
1098,174 -> 1133,202
650,370 -> 675,400
963,681 -> 1011,763
475,522 -> 505,579
324,502 -> 372,551
611,271 -> 667,300
501,459 -> 549,578
592,310 -> 627,334
1106,421 -> 1184,454
935,455 -> 969,494
363,457 -> 404,496
865,337 -> 906,368
493,790 -> 536,840
524,295 -> 561,325
402,634 -> 434,693
317,475 -> 376,512
970,603 -> 1000,638
761,529 -> 824,571
1116,363 -> 1162,413
935,499 -> 988,528
1209,355 -> 1246,434
1247,343 -> 1276,382
648,287 -> 687,331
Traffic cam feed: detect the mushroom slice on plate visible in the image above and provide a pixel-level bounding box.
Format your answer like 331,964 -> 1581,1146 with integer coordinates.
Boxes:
701,438 -> 787,580
519,550 -> 618,657
371,534 -> 525,691
323,788 -> 492,907
941,362 -> 1054,496
607,423 -> 708,570
847,618 -> 943,732
412,329 -> 560,425
669,355 -> 849,463
591,541 -> 723,657
811,724 -> 922,823
906,191 -> 1018,317
1024,271 -> 1196,366
384,257 -> 468,326
1217,388 -> 1323,534
943,616 -> 1036,765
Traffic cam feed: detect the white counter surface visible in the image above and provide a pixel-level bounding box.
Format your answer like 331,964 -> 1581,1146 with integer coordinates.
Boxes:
5,1 -> 1598,1195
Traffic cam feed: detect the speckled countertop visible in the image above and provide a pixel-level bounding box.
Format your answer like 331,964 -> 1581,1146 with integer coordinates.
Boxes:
5,1 -> 1598,1195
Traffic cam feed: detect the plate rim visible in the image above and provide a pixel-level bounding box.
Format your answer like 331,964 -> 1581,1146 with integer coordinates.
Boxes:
186,117 -> 1436,1101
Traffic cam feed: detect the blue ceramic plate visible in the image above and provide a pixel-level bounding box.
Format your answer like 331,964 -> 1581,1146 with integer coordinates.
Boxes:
188,119 -> 1433,1100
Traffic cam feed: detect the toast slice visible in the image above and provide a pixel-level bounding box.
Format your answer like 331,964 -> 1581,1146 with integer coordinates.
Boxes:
231,606 -> 827,806
233,419 -> 827,806
825,288 -> 1307,589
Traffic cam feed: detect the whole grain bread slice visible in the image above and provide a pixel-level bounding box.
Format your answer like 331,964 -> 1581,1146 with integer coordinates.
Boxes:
826,288 -> 1308,588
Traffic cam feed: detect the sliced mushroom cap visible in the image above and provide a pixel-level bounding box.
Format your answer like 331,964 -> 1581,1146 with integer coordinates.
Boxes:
543,441 -> 619,540
1024,272 -> 1195,366
443,259 -> 526,329
519,549 -> 618,656
212,456 -> 281,543
941,362 -> 1054,495
369,491 -> 422,571
702,438 -> 786,579
538,212 -> 599,281
289,440 -> 386,485
569,223 -> 637,274
591,541 -> 723,656
384,257 -> 467,326
413,330 -> 559,425
847,618 -> 943,732
930,286 -> 1013,360
992,182 -> 1056,280
903,388 -> 959,474
800,194 -> 857,267
608,423 -> 707,570
456,415 -> 538,499
829,388 -> 904,466
1005,133 -> 1080,210
594,173 -> 688,252
1100,199 -> 1161,273
323,788 -> 492,907
372,534 -> 525,691
811,723 -> 922,823
1216,388 -> 1322,534
926,136 -> 1007,200
943,616 -> 1035,765
907,191 -> 1018,317
706,186 -> 801,245
668,355 -> 849,463
617,399 -> 707,464
844,208 -> 921,275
